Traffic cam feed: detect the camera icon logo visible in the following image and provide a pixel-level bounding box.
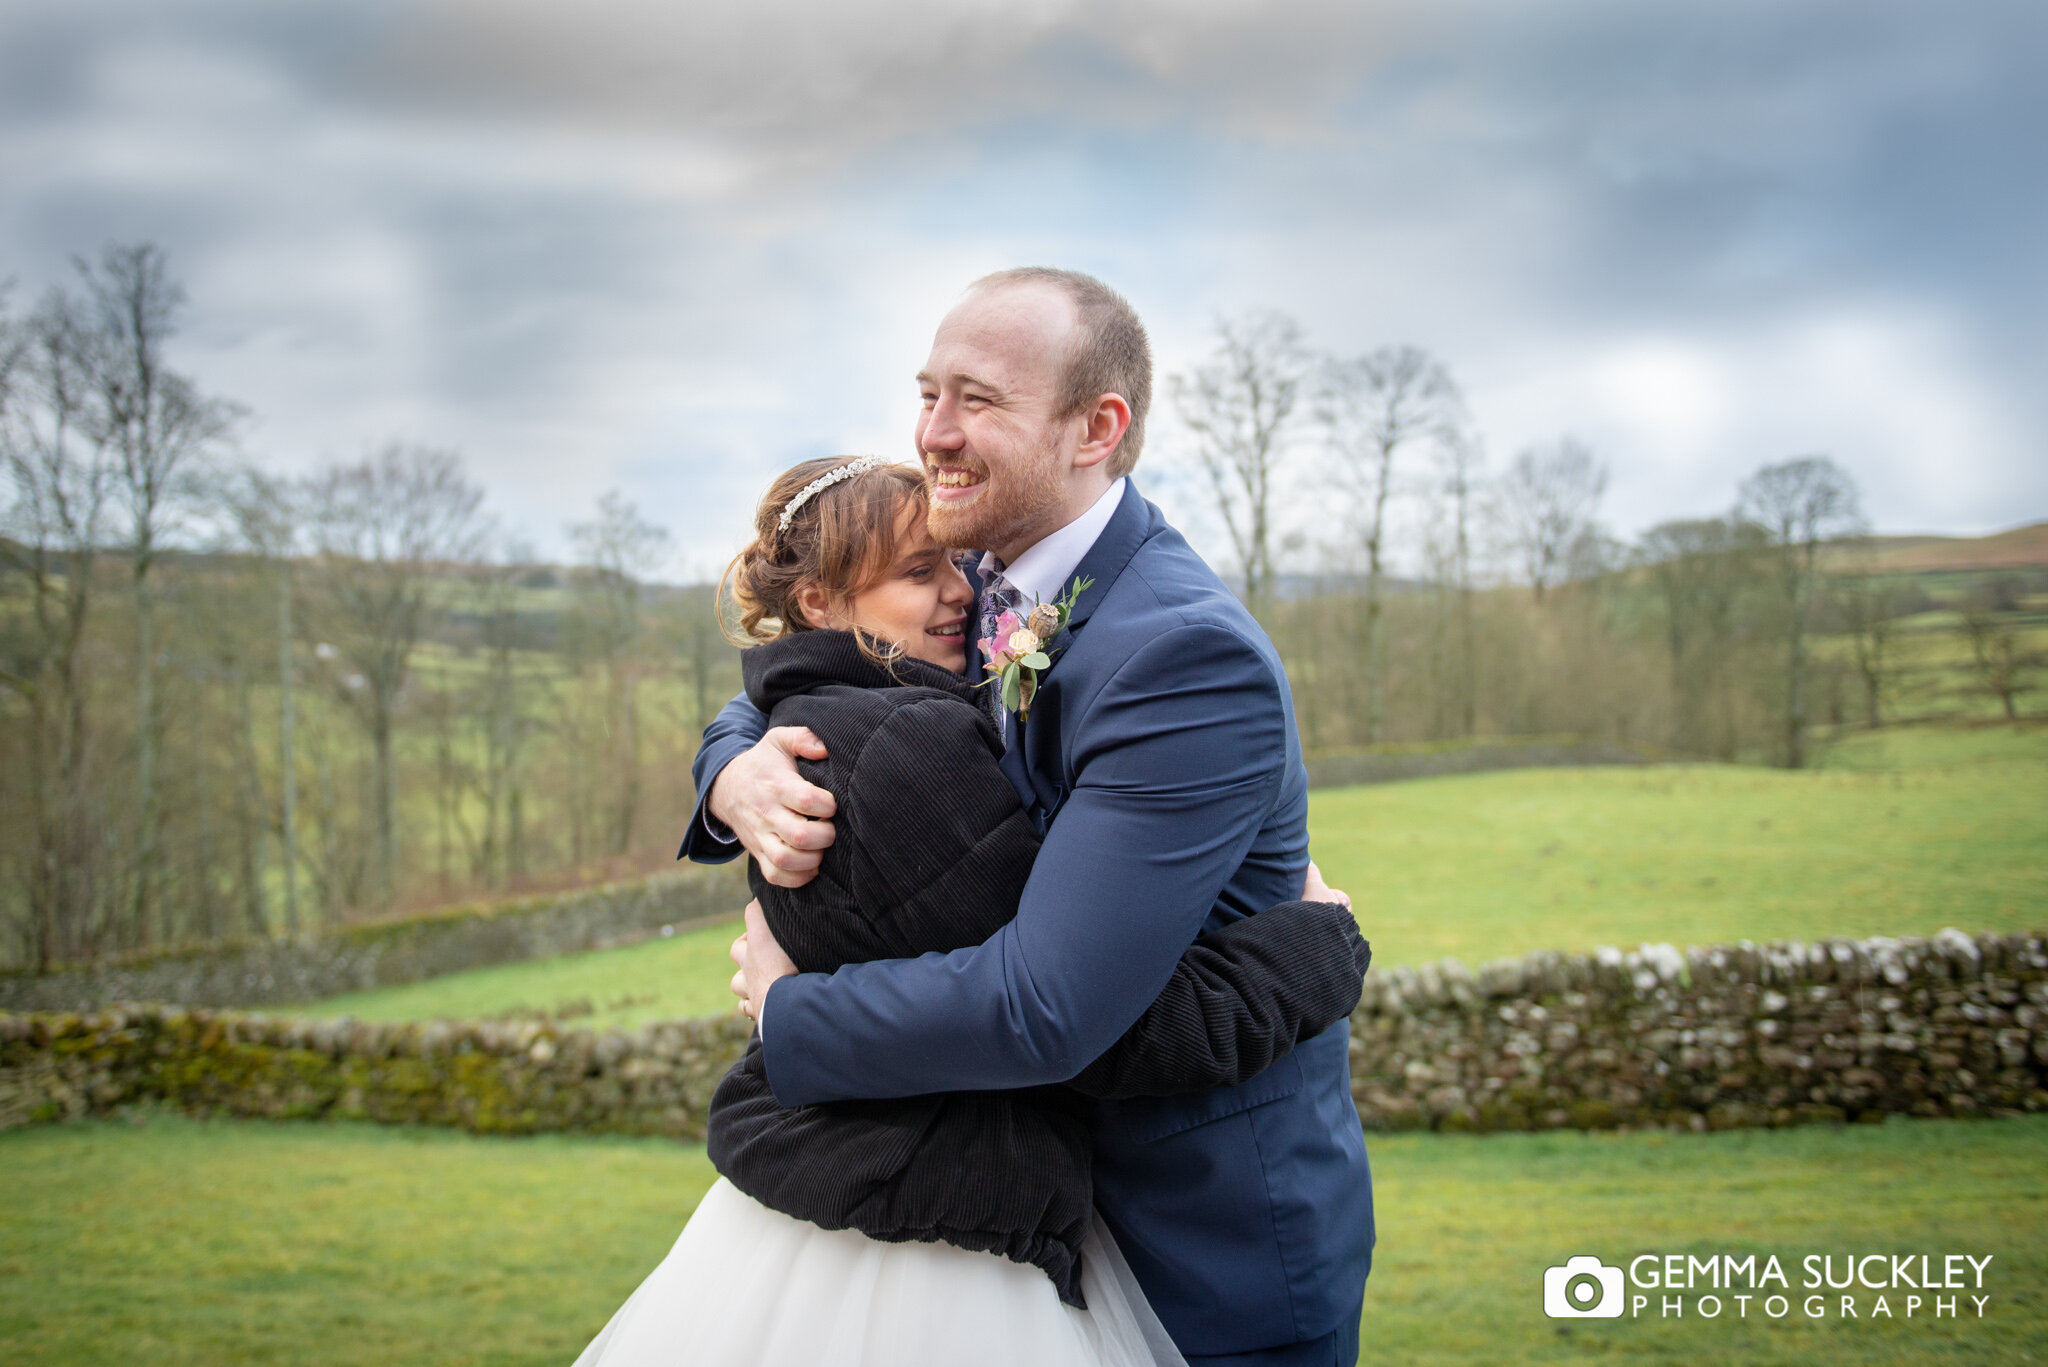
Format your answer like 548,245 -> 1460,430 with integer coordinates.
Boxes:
1543,1255 -> 1625,1318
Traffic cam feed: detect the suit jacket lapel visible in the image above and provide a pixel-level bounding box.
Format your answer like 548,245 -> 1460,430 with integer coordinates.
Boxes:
999,481 -> 1158,828
997,728 -> 1039,825
963,551 -> 990,682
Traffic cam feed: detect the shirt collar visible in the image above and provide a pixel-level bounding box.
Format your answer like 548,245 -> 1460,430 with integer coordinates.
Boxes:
980,478 -> 1126,608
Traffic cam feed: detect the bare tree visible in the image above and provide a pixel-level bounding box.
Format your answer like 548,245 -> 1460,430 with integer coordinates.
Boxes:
1315,346 -> 1464,743
182,549 -> 274,939
678,585 -> 724,739
1493,437 -> 1609,603
1832,544 -> 1904,730
566,491 -> 669,856
297,645 -> 368,919
1,292 -> 117,961
1170,311 -> 1308,614
1440,433 -> 1485,737
0,287 -> 24,415
1637,517 -> 1762,757
1738,454 -> 1864,769
1958,586 -> 2034,722
305,444 -> 486,908
469,543 -> 546,888
223,466 -> 306,933
74,245 -> 240,935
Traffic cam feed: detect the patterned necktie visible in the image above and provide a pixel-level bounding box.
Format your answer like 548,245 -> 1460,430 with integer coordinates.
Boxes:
977,559 -> 1022,728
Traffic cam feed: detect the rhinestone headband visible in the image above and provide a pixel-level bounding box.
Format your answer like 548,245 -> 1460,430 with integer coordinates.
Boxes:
776,456 -> 891,532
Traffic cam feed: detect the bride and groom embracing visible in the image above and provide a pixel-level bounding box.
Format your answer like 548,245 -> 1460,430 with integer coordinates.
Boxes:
575,269 -> 1376,1366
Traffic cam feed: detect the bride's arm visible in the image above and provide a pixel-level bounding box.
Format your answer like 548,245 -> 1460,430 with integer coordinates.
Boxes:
1064,902 -> 1369,1100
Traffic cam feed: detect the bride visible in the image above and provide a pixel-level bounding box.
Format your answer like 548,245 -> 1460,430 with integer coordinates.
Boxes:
573,456 -> 1368,1367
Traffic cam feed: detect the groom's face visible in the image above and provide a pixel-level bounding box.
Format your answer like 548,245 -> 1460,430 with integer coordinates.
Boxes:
915,282 -> 1082,560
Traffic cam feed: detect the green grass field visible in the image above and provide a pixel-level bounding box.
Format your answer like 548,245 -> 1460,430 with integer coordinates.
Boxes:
13,724 -> 2047,1365
297,723 -> 2048,1031
300,916 -> 748,1029
1812,610 -> 2048,727
2,1112 -> 2042,1366
1309,722 -> 2048,971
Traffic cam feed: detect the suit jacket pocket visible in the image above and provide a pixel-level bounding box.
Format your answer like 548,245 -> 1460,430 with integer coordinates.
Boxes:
1116,1053 -> 1304,1145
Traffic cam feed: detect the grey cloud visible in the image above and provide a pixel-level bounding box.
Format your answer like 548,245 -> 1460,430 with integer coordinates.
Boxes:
1,0 -> 2040,562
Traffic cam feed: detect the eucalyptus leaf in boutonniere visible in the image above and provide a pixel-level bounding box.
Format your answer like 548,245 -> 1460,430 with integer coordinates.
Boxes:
977,575 -> 1093,724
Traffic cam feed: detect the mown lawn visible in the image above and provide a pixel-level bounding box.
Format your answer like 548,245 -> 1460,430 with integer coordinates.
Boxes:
295,724 -> 2048,1031
1,1112 -> 2042,1365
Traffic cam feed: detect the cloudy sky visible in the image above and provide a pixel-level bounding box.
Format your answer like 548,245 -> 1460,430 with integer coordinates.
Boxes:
3,0 -> 2042,577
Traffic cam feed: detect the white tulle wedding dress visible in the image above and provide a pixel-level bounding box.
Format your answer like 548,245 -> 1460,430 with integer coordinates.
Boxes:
572,1177 -> 1186,1367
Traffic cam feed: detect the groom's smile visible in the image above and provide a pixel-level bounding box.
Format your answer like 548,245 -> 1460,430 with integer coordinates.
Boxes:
915,281 -> 1086,560
930,465 -> 986,495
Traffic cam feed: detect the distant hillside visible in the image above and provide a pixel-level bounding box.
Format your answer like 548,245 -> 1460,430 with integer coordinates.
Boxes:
1843,521 -> 2048,573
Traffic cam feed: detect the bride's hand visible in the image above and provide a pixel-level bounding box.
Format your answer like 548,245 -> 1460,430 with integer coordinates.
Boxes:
730,899 -> 799,1022
1302,859 -> 1352,913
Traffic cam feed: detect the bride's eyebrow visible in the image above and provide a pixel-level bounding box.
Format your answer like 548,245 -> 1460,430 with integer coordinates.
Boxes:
893,546 -> 943,573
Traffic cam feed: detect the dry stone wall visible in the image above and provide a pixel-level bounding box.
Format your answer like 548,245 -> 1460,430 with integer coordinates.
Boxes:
2,929 -> 2042,1141
0,866 -> 748,1015
0,1004 -> 755,1138
1349,929 -> 2048,1132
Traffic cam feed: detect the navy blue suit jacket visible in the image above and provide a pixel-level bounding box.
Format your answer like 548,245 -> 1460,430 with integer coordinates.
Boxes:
681,482 -> 1374,1354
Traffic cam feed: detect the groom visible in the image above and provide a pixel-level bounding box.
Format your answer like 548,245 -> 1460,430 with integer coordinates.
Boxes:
684,268 -> 1374,1365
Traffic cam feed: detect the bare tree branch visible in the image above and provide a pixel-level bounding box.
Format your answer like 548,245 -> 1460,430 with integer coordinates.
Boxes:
304,443 -> 488,907
1316,345 -> 1465,741
1169,310 -> 1308,614
1738,454 -> 1864,768
1493,436 -> 1609,603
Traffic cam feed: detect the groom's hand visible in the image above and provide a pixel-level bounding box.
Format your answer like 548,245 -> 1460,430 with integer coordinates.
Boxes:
730,898 -> 798,1023
708,726 -> 837,888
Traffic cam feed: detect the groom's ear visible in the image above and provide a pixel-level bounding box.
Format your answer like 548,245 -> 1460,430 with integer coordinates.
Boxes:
1072,393 -> 1132,471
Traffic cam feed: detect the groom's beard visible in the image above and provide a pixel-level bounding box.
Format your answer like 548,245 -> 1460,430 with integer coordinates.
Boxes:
925,435 -> 1067,555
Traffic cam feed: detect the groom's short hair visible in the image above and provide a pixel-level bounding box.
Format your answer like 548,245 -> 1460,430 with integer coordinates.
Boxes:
971,267 -> 1151,478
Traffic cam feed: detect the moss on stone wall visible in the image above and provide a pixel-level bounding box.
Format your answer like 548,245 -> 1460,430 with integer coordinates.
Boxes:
1348,928 -> 2048,1132
1,1005 -> 755,1138
4,929 -> 2043,1142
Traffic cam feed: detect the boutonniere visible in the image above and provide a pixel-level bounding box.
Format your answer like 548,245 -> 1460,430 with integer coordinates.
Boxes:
978,575 -> 1093,724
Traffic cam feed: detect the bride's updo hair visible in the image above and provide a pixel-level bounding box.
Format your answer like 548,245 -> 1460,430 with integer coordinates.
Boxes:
719,457 -> 931,647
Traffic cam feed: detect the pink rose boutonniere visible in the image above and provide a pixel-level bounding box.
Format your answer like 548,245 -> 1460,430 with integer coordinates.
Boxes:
976,575 -> 1092,724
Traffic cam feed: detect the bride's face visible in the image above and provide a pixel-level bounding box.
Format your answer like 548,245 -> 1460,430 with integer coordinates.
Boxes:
807,504 -> 975,673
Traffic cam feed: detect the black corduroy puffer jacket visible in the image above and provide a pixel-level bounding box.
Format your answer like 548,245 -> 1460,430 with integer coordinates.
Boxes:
705,630 -> 1370,1307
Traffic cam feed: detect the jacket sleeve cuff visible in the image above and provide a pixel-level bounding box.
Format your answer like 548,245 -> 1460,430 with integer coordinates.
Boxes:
676,738 -> 752,864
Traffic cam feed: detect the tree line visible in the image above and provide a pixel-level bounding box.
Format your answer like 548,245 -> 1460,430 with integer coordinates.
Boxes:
2,247 -> 2038,968
1168,310 -> 2039,766
1,246 -> 735,968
